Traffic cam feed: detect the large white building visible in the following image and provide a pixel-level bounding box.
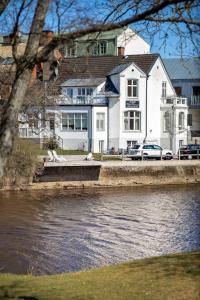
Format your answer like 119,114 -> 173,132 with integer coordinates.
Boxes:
17,29 -> 190,154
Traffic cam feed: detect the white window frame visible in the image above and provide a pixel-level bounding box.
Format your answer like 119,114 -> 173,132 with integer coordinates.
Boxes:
127,79 -> 138,98
92,41 -> 107,55
66,45 -> 76,57
123,110 -> 141,131
163,111 -> 170,132
61,113 -> 88,131
162,81 -> 167,98
96,113 -> 105,131
178,112 -> 185,130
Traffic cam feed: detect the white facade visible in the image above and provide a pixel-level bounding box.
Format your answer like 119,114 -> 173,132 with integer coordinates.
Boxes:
117,28 -> 150,55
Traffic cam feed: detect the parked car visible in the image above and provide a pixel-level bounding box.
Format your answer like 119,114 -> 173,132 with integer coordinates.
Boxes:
178,144 -> 200,159
128,144 -> 173,160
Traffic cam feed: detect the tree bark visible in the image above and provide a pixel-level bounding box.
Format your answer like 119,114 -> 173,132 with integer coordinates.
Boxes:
0,0 -> 49,177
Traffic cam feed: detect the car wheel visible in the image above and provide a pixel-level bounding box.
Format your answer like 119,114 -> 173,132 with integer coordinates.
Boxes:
143,153 -> 148,160
165,153 -> 173,160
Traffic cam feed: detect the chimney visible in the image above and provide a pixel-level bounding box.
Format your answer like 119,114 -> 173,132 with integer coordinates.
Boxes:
118,47 -> 125,56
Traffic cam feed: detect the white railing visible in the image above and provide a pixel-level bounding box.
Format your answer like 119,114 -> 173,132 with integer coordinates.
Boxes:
57,95 -> 108,105
190,96 -> 200,108
161,96 -> 187,106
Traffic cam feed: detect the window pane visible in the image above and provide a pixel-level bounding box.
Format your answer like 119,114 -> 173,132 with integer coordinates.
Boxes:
133,80 -> 137,86
135,118 -> 140,130
124,118 -> 128,130
82,119 -> 88,130
130,111 -> 134,118
130,119 -> 134,130
75,118 -> 81,130
128,86 -> 132,97
69,118 -> 74,130
133,86 -> 137,97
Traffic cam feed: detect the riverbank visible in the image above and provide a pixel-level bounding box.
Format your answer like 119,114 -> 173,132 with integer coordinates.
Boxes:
0,251 -> 199,300
1,159 -> 200,191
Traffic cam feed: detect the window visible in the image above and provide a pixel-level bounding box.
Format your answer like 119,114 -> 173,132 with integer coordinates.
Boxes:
49,115 -> 55,131
187,113 -> 192,126
92,41 -> 107,55
124,111 -> 141,131
66,46 -> 76,57
127,79 -> 138,98
127,141 -> 137,148
163,111 -> 170,132
175,86 -> 182,96
66,88 -> 73,98
96,113 -> 105,131
179,140 -> 183,147
62,113 -> 88,131
162,81 -> 167,97
192,86 -> 200,96
77,88 -> 93,98
178,112 -> 184,130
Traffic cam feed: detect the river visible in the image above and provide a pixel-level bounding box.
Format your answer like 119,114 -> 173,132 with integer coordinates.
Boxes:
0,184 -> 199,275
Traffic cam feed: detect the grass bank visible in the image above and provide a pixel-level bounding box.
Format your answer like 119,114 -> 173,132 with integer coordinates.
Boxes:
0,251 -> 199,300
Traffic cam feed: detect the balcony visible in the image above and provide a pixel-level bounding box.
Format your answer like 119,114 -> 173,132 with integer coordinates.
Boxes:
57,95 -> 108,106
161,96 -> 187,107
189,96 -> 200,109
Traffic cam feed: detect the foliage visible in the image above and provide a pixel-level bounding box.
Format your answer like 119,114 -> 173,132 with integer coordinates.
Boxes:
42,136 -> 60,150
0,138 -> 43,188
0,251 -> 199,300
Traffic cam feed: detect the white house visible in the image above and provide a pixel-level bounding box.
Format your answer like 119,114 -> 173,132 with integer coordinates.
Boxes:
18,53 -> 189,154
163,58 -> 200,144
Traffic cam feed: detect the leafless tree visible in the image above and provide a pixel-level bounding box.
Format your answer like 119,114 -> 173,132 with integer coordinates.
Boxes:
0,0 -> 199,177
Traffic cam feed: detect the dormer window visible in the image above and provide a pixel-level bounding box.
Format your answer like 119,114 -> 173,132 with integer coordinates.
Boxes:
92,41 -> 107,55
66,45 -> 76,57
127,79 -> 138,98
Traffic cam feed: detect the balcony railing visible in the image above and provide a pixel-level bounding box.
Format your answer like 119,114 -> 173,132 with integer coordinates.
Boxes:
57,95 -> 108,106
189,96 -> 200,109
161,96 -> 187,106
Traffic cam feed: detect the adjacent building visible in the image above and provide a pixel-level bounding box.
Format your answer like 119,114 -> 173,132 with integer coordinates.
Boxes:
163,58 -> 200,144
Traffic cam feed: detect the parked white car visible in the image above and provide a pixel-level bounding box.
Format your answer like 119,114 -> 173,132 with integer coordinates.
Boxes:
128,144 -> 173,160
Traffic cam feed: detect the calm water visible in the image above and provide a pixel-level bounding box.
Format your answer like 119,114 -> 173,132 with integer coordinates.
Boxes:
0,185 -> 199,275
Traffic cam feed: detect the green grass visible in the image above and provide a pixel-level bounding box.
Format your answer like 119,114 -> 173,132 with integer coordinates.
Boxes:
37,149 -> 122,160
0,251 -> 199,300
37,149 -> 88,155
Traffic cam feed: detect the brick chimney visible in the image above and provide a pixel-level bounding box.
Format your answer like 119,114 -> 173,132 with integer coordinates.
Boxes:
118,47 -> 125,56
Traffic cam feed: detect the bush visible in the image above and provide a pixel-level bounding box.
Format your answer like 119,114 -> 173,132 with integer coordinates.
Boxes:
0,138 -> 43,188
42,136 -> 60,150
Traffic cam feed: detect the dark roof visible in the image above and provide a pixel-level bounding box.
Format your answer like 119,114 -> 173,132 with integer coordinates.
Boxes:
61,78 -> 105,87
163,58 -> 200,80
57,54 -> 159,83
108,63 -> 132,76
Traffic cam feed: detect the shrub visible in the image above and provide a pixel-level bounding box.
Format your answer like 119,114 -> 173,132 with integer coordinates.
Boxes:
0,138 -> 43,188
42,136 -> 60,150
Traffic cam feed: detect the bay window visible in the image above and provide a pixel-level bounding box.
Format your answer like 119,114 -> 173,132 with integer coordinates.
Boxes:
62,113 -> 88,131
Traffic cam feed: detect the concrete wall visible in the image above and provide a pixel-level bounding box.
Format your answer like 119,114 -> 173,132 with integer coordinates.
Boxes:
37,162 -> 200,186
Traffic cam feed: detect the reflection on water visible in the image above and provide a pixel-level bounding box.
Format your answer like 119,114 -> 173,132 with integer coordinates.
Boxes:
0,185 -> 199,275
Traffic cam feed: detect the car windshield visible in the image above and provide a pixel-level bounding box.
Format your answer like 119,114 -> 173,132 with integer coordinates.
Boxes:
131,145 -> 140,149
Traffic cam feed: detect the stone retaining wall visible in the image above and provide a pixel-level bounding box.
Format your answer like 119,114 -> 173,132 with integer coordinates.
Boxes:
36,162 -> 200,186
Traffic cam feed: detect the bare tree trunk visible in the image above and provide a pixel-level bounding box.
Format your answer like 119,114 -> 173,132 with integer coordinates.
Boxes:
0,0 -> 49,177
0,69 -> 32,177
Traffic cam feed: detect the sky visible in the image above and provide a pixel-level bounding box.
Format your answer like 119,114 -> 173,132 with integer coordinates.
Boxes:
0,0 -> 199,58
